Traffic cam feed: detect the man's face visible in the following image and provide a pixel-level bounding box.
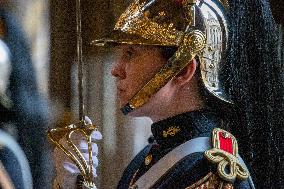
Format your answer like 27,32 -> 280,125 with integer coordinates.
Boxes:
111,45 -> 167,110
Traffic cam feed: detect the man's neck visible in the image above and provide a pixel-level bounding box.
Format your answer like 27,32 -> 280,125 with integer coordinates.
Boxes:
149,97 -> 205,123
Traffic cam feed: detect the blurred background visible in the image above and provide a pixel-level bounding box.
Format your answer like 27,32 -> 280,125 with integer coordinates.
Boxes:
0,0 -> 283,188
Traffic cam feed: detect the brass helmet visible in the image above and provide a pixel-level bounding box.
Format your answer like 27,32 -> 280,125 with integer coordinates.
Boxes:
93,0 -> 231,115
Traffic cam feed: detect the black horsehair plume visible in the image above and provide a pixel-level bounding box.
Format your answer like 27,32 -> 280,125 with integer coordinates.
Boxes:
227,0 -> 284,188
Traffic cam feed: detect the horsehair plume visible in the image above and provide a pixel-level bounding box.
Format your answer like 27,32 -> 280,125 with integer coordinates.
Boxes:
227,0 -> 284,187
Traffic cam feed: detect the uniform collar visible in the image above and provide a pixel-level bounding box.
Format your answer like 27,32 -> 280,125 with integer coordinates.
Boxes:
151,109 -> 220,150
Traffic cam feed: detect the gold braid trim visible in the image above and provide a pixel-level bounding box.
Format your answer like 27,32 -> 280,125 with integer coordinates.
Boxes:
186,172 -> 234,189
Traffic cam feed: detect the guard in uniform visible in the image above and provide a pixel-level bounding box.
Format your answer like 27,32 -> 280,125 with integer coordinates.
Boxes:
92,0 -> 283,188
94,0 -> 253,188
56,0 -> 283,188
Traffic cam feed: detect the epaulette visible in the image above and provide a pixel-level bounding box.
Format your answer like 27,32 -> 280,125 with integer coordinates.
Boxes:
204,128 -> 250,182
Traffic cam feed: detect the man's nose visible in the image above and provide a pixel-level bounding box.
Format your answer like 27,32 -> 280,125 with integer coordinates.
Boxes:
111,61 -> 126,79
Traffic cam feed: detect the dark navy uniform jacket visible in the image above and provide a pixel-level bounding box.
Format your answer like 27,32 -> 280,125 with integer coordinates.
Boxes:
117,109 -> 253,189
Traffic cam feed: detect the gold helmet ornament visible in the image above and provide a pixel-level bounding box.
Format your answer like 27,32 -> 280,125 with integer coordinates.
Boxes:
93,0 -> 231,115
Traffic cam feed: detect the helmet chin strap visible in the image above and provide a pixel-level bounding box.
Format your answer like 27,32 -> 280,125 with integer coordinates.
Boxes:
121,30 -> 206,115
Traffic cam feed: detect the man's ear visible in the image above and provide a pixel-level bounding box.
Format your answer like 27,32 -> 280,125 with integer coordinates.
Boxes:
173,59 -> 197,86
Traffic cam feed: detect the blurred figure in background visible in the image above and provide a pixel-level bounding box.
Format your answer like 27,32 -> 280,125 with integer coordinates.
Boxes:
0,4 -> 51,188
0,13 -> 33,189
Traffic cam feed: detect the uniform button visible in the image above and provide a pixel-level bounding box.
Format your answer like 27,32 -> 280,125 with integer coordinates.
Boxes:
144,154 -> 153,166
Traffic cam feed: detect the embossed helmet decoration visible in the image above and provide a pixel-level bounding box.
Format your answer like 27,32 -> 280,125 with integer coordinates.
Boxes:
93,0 -> 231,115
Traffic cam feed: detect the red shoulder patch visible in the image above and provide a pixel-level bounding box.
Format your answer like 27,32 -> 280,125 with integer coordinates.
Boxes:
204,128 -> 249,182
